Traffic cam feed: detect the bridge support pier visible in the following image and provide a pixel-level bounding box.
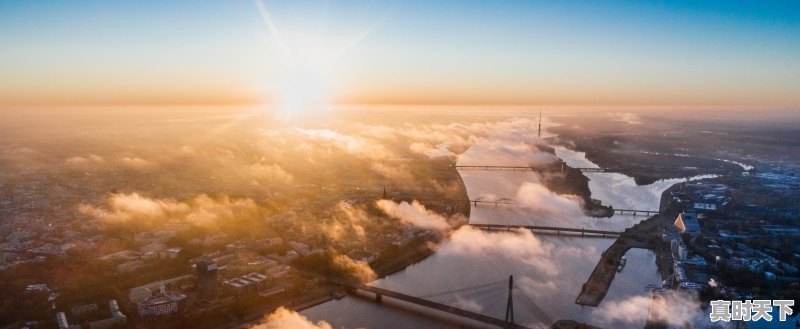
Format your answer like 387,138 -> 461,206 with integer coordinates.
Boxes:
375,293 -> 382,304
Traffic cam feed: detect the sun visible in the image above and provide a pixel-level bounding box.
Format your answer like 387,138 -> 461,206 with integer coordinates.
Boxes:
253,0 -> 381,121
274,60 -> 336,120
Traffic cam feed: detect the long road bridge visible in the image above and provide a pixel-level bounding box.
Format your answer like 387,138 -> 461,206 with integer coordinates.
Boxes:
469,199 -> 659,216
453,164 -> 620,173
327,277 -> 538,329
453,164 -> 732,175
469,223 -> 622,238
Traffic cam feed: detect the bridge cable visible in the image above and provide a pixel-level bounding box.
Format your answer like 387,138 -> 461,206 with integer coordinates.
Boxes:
513,283 -> 554,326
416,279 -> 506,299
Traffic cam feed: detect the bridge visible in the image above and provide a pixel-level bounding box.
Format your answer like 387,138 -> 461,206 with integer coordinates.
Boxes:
469,199 -> 659,216
326,276 -> 552,329
612,209 -> 660,216
453,165 -> 538,172
453,164 -> 622,172
453,164 -> 732,176
470,199 -> 521,207
469,223 -> 622,238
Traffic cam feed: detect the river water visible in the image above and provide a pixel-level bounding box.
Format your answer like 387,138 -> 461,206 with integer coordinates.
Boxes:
301,130 -> 711,329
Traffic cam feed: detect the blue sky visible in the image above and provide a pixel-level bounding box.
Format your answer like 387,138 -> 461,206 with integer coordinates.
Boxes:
1,0 -> 798,107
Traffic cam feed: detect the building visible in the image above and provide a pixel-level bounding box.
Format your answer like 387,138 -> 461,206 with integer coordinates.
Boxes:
196,260 -> 219,299
138,286 -> 187,322
88,300 -> 126,329
115,260 -> 145,273
670,238 -> 688,260
223,273 -> 268,299
56,312 -> 71,329
128,275 -> 194,304
674,212 -> 701,236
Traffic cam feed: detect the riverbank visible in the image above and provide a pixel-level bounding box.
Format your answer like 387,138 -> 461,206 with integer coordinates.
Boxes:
371,164 -> 472,278
576,177 -> 687,306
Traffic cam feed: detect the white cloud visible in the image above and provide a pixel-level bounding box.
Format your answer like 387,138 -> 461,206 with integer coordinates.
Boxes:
591,290 -> 709,328
79,193 -> 259,228
376,200 -> 459,233
249,307 -> 342,329
119,157 -> 154,169
608,112 -> 643,125
250,163 -> 294,184
515,182 -> 584,218
66,154 -> 105,165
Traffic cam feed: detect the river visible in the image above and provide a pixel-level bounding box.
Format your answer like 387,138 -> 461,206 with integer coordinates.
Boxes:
301,127 -> 712,329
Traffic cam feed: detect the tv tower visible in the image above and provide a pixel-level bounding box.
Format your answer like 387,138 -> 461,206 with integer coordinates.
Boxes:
538,109 -> 542,138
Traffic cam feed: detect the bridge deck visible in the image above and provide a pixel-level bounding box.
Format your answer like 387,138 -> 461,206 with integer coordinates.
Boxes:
328,279 -> 530,329
469,223 -> 622,237
469,200 -> 659,216
454,165 -> 536,171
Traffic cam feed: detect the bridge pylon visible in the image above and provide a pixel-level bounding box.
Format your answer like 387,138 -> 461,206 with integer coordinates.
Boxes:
505,275 -> 514,324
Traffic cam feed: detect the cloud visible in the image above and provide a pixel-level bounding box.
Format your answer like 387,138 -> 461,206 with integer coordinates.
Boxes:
331,253 -> 377,283
119,157 -> 154,169
458,138 -> 557,166
591,290 -> 708,328
370,162 -> 413,181
79,193 -> 259,228
320,202 -> 370,242
608,112 -> 643,125
250,163 -> 294,184
409,142 -> 455,158
79,192 -> 189,223
184,194 -> 259,227
375,200 -> 458,233
66,154 -> 105,165
515,182 -> 585,218
249,307 -> 338,329
295,128 -> 392,161
439,227 -> 562,278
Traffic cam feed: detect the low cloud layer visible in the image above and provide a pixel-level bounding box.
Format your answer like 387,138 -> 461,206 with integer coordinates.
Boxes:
608,112 -> 643,125
250,307 -> 339,329
79,192 -> 259,228
119,156 -> 155,169
591,290 -> 710,328
331,253 -> 377,283
321,202 -> 370,242
66,154 -> 105,165
440,227 -> 566,278
250,163 -> 294,184
516,182 -> 584,218
376,200 -> 460,233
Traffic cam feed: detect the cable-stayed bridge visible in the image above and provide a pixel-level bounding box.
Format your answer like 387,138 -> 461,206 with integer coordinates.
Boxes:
327,276 -> 552,329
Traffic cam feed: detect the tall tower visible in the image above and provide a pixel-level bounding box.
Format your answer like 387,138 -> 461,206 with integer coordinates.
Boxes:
538,109 -> 542,138
196,260 -> 218,300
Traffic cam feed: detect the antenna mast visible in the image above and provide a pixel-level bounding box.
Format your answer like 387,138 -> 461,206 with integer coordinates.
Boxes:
537,109 -> 542,138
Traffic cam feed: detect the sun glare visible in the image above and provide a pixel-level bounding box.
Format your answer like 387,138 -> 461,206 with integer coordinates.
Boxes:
253,0 -> 385,120
275,61 -> 336,119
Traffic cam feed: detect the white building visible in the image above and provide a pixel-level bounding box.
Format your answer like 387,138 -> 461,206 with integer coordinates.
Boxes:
223,272 -> 268,298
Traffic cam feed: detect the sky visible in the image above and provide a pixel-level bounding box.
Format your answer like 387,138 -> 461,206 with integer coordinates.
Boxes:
1,0 -> 799,109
